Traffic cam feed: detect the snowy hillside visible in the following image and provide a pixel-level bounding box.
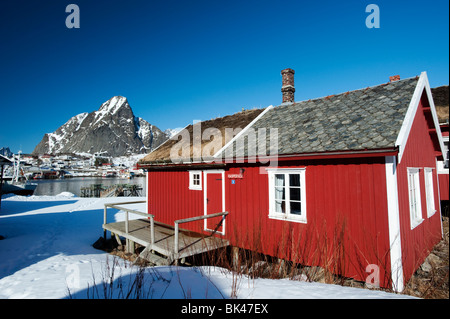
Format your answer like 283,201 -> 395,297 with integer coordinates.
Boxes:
0,194 -> 415,300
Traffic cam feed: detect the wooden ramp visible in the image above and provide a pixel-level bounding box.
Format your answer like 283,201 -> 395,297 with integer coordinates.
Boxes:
102,201 -> 229,265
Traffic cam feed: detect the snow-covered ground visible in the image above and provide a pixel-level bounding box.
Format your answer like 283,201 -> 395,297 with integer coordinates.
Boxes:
0,193 -> 415,299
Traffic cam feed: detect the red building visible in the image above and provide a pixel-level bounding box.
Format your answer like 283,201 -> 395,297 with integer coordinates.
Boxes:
437,122 -> 449,202
431,85 -> 449,206
139,70 -> 446,292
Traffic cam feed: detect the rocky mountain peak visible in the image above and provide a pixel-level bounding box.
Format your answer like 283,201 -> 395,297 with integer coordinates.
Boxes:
32,96 -> 169,157
98,96 -> 130,114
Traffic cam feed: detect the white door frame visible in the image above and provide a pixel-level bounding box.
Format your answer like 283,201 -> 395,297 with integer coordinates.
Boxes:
203,169 -> 226,235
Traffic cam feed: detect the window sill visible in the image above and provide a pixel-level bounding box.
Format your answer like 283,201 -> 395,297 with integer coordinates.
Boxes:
189,187 -> 202,191
268,213 -> 307,224
410,218 -> 424,230
427,210 -> 437,218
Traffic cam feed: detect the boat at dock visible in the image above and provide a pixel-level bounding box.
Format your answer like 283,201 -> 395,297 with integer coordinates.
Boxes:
1,180 -> 37,196
1,152 -> 37,196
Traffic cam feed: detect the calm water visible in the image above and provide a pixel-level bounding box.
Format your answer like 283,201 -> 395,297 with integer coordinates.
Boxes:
32,177 -> 147,197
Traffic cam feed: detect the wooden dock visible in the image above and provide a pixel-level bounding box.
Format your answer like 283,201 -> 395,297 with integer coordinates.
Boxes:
102,201 -> 229,265
81,184 -> 143,198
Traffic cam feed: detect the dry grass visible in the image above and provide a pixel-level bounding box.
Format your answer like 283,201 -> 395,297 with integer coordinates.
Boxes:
436,106 -> 449,123
99,215 -> 449,299
431,85 -> 449,123
187,216 -> 449,298
140,108 -> 265,163
403,217 -> 449,299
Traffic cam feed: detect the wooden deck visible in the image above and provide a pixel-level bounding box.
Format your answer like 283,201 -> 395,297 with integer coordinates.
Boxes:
102,201 -> 229,264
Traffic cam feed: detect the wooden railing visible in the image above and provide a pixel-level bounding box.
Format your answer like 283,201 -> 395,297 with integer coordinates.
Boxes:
103,201 -> 228,258
103,201 -> 154,245
173,211 -> 229,255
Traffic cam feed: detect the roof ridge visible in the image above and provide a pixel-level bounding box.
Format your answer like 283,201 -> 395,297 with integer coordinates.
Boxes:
286,75 -> 419,106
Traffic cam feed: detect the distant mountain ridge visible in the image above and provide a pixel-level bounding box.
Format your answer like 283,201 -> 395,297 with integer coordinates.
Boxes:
0,147 -> 13,157
32,96 -> 169,157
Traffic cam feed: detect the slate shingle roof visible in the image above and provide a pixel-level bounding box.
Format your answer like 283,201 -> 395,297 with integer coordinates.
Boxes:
221,76 -> 419,158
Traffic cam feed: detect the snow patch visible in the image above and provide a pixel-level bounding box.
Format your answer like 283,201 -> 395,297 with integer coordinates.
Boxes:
0,195 -> 416,299
164,127 -> 184,138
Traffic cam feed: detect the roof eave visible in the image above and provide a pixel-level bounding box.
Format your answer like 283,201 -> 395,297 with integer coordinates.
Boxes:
215,147 -> 399,164
139,147 -> 399,169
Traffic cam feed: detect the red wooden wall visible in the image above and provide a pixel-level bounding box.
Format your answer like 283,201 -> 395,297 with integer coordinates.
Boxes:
438,174 -> 449,201
395,92 -> 443,284
147,170 -> 205,233
224,158 -> 391,286
147,157 -> 393,287
438,124 -> 449,201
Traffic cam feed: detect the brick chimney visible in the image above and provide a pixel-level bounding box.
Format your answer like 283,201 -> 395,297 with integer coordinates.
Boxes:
281,68 -> 295,103
389,75 -> 400,82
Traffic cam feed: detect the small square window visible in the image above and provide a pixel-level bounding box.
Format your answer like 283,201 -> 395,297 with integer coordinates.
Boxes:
189,171 -> 202,190
267,168 -> 306,223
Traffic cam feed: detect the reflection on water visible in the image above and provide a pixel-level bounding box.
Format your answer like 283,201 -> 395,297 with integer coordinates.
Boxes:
33,177 -> 146,197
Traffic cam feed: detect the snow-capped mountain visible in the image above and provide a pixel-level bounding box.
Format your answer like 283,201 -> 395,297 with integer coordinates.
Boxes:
164,127 -> 184,138
32,96 -> 169,157
0,147 -> 13,157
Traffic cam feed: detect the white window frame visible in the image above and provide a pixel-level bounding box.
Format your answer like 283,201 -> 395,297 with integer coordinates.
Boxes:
444,139 -> 449,169
267,168 -> 307,223
407,168 -> 423,229
424,168 -> 436,218
437,138 -> 449,173
189,170 -> 202,190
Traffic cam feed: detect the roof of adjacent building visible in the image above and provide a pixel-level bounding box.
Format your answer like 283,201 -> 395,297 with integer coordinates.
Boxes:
0,155 -> 13,165
218,76 -> 420,159
140,108 -> 265,164
431,85 -> 449,124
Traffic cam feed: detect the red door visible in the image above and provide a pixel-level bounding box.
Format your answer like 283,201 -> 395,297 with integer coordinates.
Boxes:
205,172 -> 224,233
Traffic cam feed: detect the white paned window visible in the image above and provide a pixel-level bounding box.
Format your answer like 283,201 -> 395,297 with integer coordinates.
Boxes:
268,168 -> 306,223
189,171 -> 202,190
407,168 -> 423,229
444,140 -> 449,169
424,168 -> 436,217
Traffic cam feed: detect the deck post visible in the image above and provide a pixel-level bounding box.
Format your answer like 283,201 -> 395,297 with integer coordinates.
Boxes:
103,205 -> 107,239
174,222 -> 179,256
232,246 -> 239,271
150,215 -> 155,246
277,258 -> 286,277
128,240 -> 135,254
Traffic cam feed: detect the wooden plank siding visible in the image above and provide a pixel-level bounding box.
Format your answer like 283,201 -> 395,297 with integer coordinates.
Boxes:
438,173 -> 449,201
148,170 -> 206,234
222,158 -> 391,285
395,92 -> 443,283
147,157 -> 393,286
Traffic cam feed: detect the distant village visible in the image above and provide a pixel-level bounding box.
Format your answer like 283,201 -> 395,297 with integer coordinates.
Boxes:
1,150 -> 145,180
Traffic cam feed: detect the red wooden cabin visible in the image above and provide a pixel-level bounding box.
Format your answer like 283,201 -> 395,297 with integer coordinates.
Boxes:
437,122 -> 449,202
139,70 -> 446,292
432,85 -> 449,206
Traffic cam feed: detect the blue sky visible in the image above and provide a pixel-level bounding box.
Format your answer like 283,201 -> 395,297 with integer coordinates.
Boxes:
0,0 -> 448,154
